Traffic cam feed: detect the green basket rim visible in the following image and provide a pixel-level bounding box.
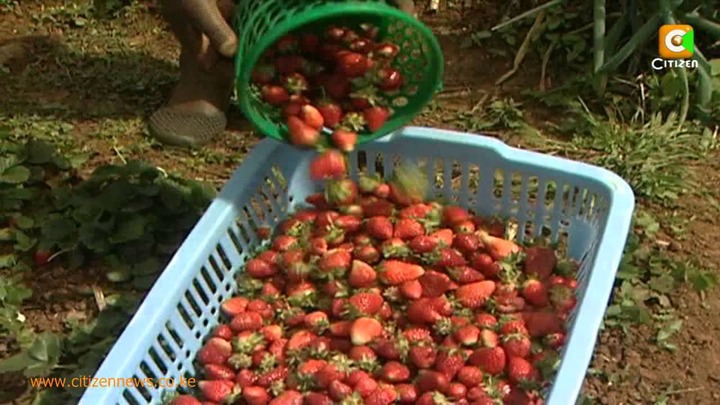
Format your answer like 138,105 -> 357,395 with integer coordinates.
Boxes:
233,2 -> 445,145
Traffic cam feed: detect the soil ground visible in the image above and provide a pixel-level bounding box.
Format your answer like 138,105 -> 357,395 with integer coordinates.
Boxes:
1,1 -> 719,404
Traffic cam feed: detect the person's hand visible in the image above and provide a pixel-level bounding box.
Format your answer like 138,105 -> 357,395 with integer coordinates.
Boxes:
160,0 -> 238,72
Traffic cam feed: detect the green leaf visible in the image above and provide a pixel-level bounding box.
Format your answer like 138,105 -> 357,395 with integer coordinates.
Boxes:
106,269 -> 131,283
41,216 -> 78,244
13,215 -> 35,229
0,228 -> 13,242
108,215 -> 146,244
0,352 -> 33,373
0,254 -> 17,269
709,58 -> 720,76
24,140 -> 56,165
14,230 -> 36,252
0,165 -> 31,184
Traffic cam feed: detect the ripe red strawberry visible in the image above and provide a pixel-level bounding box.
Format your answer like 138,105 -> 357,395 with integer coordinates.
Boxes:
353,376 -> 379,397
379,361 -> 411,383
448,383 -> 467,400
453,233 -> 479,254
469,252 -> 501,279
375,67 -> 403,91
396,383 -> 418,403
507,356 -> 539,384
287,115 -> 320,147
325,178 -> 358,206
415,370 -> 450,394
378,260 -> 425,285
305,392 -> 332,405
365,384 -> 398,405
448,266 -> 485,284
212,324 -> 233,340
298,32 -> 320,53
282,72 -> 309,95
204,363 -> 235,380
317,99 -> 343,128
400,279 -> 423,299
261,85 -> 290,106
521,310 -> 564,337
348,292 -> 384,316
319,249 -> 352,274
168,395 -> 201,405
329,320 -> 352,337
468,347 -> 506,375
408,235 -> 440,254
221,296 -> 249,317
456,366 -> 483,387
455,281 -> 496,309
361,198 -> 394,217
479,329 -> 499,348
230,311 -> 263,332
434,248 -> 467,268
502,334 -> 532,358
500,319 -> 529,335
246,257 -> 277,279
274,54 -> 307,75
349,345 -> 377,361
328,380 -> 353,401
197,337 -> 232,365
550,284 -> 577,313
418,270 -> 452,298
198,380 -> 240,403
477,231 -> 520,261
310,149 -> 347,180
331,129 -> 358,152
34,250 -> 51,267
268,390 -> 303,405
363,106 -> 390,131
373,42 -> 400,59
409,345 -> 437,369
407,296 -> 452,324
393,218 -> 425,240
287,330 -> 317,351
435,349 -> 466,380
523,246 -> 557,279
454,324 -> 480,346
521,278 -> 549,307
242,385 -> 270,405
338,52 -> 371,77
454,219 -> 476,234
236,369 -> 257,388
348,260 -> 377,288
299,104 -> 324,129
256,366 -> 289,387
366,216 -> 393,240
354,244 -> 381,264
442,206 -> 470,227
350,317 -> 383,345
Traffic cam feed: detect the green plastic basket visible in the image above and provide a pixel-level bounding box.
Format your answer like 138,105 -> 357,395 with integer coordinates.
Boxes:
233,0 -> 444,145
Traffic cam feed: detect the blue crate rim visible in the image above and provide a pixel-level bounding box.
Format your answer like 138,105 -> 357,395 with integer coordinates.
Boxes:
79,126 -> 635,405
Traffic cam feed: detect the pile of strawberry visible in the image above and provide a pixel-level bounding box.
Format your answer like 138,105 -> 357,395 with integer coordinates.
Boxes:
252,23 -> 401,152
168,168 -> 579,405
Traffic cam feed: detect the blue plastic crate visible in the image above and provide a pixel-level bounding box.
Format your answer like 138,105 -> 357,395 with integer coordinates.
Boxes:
79,126 -> 634,405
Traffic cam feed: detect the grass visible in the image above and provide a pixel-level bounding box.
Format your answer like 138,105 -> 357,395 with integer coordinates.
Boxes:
1,0 -> 720,403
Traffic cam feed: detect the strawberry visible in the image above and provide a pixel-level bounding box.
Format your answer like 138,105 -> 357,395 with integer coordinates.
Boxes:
348,260 -> 377,288
521,310 -> 563,337
454,325 -> 480,346
523,246 -> 557,279
331,129 -> 358,152
338,52 -> 371,77
325,25 -> 346,41
34,250 -> 51,267
415,370 -> 449,394
479,329 -> 499,348
325,178 -> 358,206
299,32 -> 320,53
442,206 -> 470,227
507,357 -> 539,384
204,363 -> 235,380
373,42 -> 400,59
212,324 -> 233,340
377,260 -> 425,285
501,334 -> 532,358
544,332 -> 566,349
305,393 -> 333,405
456,366 -> 483,387
409,345 -> 437,369
475,313 -> 498,328
198,380 -> 240,403
251,64 -> 276,85
393,218 -> 425,240
379,361 -> 411,382
221,297 -> 249,317
268,390 -> 303,405
274,55 -> 307,75
500,319 -> 529,335
361,198 -> 394,217
435,349 -> 466,380
469,252 -> 501,279
399,279 -> 423,299
261,85 -> 290,106
286,330 -> 317,352
454,219 -> 476,234
282,72 -> 309,95
168,395 -> 201,405
298,104 -> 323,130
317,99 -> 343,128
418,270 -> 452,297
319,248 -> 352,274
335,215 -> 361,232
349,345 -> 377,361
366,216 -> 393,240
375,67 -> 403,91
365,384 -> 398,405
448,266 -> 485,284
521,278 -> 549,307
448,383 -> 467,400
467,347 -> 506,375
287,115 -> 320,147
396,384 -> 418,403
328,380 -> 353,401
347,292 -> 384,316
310,149 -> 347,180
230,311 -> 264,332
246,257 -> 277,279
363,106 -> 390,131
354,376 -> 379,397
434,248 -> 467,268
477,231 -> 520,261
408,235 -> 440,254
430,228 -> 455,247
453,233 -> 479,254
197,337 -> 232,365
242,386 -> 270,405
350,317 -> 383,345
455,281 -> 496,309
407,296 -> 452,324
549,284 -> 577,313
354,244 -> 381,264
